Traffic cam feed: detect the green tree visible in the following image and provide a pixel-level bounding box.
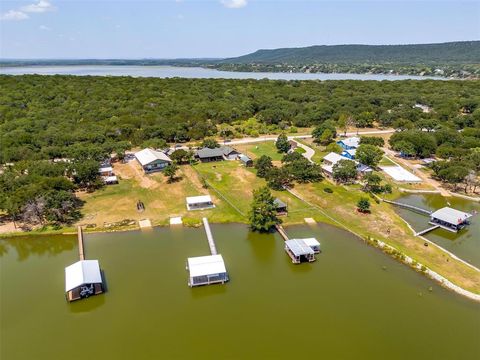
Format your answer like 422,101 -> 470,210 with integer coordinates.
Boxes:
363,172 -> 382,193
164,163 -> 179,183
357,197 -> 371,213
249,186 -> 281,232
201,138 -> 220,149
255,155 -> 273,178
276,133 -> 290,153
356,144 -> 383,167
72,160 -> 102,190
266,167 -> 293,190
332,159 -> 357,183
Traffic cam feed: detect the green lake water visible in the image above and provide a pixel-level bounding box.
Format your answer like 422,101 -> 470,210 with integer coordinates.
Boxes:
1,223 -> 479,360
395,194 -> 480,268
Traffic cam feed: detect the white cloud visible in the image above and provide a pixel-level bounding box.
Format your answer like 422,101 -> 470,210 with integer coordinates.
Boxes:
21,1 -> 55,14
0,10 -> 29,21
221,0 -> 248,9
39,24 -> 50,30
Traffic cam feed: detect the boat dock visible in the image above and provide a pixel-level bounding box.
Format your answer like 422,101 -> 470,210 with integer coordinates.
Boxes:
383,199 -> 432,215
275,224 -> 289,242
202,217 -> 217,255
77,226 -> 85,260
186,218 -> 228,287
275,225 -> 320,264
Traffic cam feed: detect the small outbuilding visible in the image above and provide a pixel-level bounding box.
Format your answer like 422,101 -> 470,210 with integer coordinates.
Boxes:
284,239 -> 316,264
99,166 -> 114,176
135,148 -> 172,173
429,207 -> 472,232
65,260 -> 103,302
239,154 -> 253,167
186,195 -> 215,211
186,254 -> 229,287
274,198 -> 288,214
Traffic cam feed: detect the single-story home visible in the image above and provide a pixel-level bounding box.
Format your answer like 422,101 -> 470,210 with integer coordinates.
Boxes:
196,146 -> 240,162
321,152 -> 372,177
135,148 -> 172,173
337,136 -> 360,150
186,195 -> 215,211
239,154 -> 253,167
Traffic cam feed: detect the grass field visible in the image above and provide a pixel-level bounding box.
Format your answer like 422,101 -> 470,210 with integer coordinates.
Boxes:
234,141 -> 285,161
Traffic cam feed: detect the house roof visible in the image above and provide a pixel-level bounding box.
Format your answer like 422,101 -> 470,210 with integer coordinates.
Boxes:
339,137 -> 360,148
274,198 -> 287,208
323,152 -> 346,165
65,260 -> 102,292
285,239 -> 315,257
430,207 -> 472,225
343,149 -> 357,156
300,238 -> 320,248
135,148 -> 171,166
187,255 -> 227,277
221,146 -> 238,156
186,195 -> 212,205
196,147 -> 225,158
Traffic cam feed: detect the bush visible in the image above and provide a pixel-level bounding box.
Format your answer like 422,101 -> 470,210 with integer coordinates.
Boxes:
323,187 -> 333,193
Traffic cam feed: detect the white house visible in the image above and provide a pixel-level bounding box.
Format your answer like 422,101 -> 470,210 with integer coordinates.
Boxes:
135,148 -> 172,173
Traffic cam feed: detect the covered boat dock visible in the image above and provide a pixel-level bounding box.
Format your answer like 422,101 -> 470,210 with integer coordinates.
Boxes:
65,260 -> 103,302
284,239 -> 317,264
186,255 -> 228,287
429,207 -> 472,233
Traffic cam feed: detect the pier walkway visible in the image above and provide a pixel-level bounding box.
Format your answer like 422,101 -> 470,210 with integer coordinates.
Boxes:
202,217 -> 217,255
77,226 -> 85,260
383,199 -> 432,215
415,225 -> 440,236
275,224 -> 289,241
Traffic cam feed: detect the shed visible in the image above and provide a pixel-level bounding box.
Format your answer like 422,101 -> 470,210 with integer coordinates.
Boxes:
65,260 -> 103,302
274,198 -> 288,214
430,207 -> 472,232
186,195 -> 215,211
135,148 -> 172,173
186,254 -> 229,287
102,175 -> 118,185
99,166 -> 113,176
284,239 -> 316,264
239,154 -> 253,167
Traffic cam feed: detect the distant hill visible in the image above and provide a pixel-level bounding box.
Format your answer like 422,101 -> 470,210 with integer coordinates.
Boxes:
221,41 -> 480,65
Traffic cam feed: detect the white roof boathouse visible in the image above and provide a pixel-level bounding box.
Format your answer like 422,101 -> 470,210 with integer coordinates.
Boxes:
65,260 -> 104,302
284,238 -> 320,264
186,254 -> 229,287
186,195 -> 215,211
429,207 -> 472,233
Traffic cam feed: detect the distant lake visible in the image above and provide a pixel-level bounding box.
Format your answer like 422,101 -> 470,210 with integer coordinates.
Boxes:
0,65 -> 443,81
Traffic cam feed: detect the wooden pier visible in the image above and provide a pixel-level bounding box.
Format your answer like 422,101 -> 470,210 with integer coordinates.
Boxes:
415,225 -> 440,236
383,199 -> 432,215
275,224 -> 289,241
77,226 -> 85,260
202,217 -> 217,255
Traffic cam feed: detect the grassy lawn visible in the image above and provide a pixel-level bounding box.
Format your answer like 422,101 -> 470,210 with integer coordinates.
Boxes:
379,156 -> 397,166
234,141 -> 285,161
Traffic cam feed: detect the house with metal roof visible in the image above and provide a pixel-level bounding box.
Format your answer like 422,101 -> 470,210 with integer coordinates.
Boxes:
337,136 -> 360,150
196,146 -> 240,162
65,260 -> 104,302
341,148 -> 357,160
321,152 -> 372,177
284,239 -> 316,264
429,207 -> 472,232
186,195 -> 215,211
186,254 -> 229,287
135,148 -> 172,173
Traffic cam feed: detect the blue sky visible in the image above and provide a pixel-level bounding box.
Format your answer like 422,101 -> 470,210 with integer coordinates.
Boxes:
1,1 -> 479,59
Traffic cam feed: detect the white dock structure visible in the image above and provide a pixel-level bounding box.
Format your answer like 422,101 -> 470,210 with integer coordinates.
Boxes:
202,217 -> 217,255
276,224 -> 321,264
186,217 -> 229,287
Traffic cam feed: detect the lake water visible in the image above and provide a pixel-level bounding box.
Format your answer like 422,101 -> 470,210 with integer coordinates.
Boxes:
1,223 -> 479,360
0,65 -> 442,81
395,194 -> 480,268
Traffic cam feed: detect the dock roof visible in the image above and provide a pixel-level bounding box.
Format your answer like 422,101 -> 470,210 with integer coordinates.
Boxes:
135,148 -> 171,166
430,207 -> 472,225
186,195 -> 213,205
187,254 -> 227,277
65,260 -> 102,292
285,239 -> 315,257
299,238 -> 320,248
